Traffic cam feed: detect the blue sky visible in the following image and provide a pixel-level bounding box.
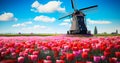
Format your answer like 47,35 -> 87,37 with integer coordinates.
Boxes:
0,0 -> 120,34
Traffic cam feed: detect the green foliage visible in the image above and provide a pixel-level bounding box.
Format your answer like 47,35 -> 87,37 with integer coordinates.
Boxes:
94,26 -> 97,34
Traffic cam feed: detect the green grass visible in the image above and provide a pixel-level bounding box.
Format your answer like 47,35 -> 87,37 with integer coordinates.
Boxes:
0,33 -> 59,36
0,33 -> 120,37
94,34 -> 120,36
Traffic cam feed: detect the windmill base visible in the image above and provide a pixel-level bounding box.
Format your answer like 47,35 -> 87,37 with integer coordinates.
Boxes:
67,30 -> 88,34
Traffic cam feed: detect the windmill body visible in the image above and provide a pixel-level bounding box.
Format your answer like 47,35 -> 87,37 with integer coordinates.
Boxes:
59,0 -> 98,34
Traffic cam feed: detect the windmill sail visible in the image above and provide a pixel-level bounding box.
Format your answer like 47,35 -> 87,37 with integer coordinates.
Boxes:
79,5 -> 98,11
71,0 -> 76,10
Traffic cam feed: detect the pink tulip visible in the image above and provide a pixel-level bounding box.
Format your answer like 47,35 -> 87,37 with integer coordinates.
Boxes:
73,51 -> 80,57
56,60 -> 65,63
23,52 -> 28,57
19,52 -> 24,57
33,51 -> 39,55
43,60 -> 52,63
46,56 -> 51,60
93,56 -> 101,63
86,61 -> 93,63
101,55 -> 106,60
64,45 -> 69,51
11,52 -> 16,58
30,55 -> 38,61
18,56 -> 24,63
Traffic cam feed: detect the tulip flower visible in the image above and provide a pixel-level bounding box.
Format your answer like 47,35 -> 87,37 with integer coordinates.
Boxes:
11,52 -> 16,58
72,47 -> 78,51
23,52 -> 28,57
38,59 -> 43,63
60,55 -> 66,60
82,52 -> 88,59
101,56 -> 106,60
104,51 -> 111,57
43,60 -> 52,63
86,61 -> 93,63
93,56 -> 101,63
46,56 -> 51,60
66,53 -> 75,61
56,60 -> 65,63
18,56 -> 24,63
33,51 -> 39,55
76,61 -> 86,63
73,51 -> 80,57
115,52 -> 120,58
109,57 -> 117,63
30,55 -> 38,61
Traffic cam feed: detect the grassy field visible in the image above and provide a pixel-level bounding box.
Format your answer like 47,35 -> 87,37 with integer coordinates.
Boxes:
0,33 -> 59,36
94,34 -> 120,36
0,33 -> 120,37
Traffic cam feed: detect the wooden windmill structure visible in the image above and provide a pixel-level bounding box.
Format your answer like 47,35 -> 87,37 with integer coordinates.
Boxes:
59,0 -> 98,34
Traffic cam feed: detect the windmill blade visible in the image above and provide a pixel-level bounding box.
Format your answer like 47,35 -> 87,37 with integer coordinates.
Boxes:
58,13 -> 73,20
71,0 -> 76,10
79,5 -> 98,11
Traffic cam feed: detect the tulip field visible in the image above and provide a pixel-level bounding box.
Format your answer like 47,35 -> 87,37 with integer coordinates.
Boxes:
0,36 -> 120,63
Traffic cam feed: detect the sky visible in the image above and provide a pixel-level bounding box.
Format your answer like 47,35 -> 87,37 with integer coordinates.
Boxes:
0,0 -> 120,34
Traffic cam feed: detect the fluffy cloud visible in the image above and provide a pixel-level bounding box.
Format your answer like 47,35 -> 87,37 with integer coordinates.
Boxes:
21,25 -> 48,33
33,25 -> 46,29
34,15 -> 56,22
0,12 -> 17,21
12,21 -> 32,27
87,18 -> 112,24
59,19 -> 71,26
31,1 -> 65,13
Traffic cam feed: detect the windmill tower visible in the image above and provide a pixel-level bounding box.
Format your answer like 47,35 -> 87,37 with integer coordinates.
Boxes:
59,0 -> 98,34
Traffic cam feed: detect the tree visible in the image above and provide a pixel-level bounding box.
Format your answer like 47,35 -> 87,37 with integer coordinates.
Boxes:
116,29 -> 118,34
94,26 -> 97,34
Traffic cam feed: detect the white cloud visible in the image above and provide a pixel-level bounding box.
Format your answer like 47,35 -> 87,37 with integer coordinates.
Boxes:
59,22 -> 70,26
33,25 -> 46,29
34,15 -> 56,22
87,18 -> 112,24
21,25 -> 48,33
59,19 -> 71,26
63,19 -> 71,23
31,1 -> 65,13
0,12 -> 17,21
12,21 -> 32,27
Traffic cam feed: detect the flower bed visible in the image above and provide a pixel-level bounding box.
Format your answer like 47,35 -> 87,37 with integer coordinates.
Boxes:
0,36 -> 120,63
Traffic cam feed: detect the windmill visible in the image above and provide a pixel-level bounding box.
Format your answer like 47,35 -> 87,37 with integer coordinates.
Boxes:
59,0 -> 98,34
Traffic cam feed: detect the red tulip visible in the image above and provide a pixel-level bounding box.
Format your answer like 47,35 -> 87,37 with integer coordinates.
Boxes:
104,51 -> 111,57
15,49 -> 20,54
82,52 -> 88,59
105,47 -> 111,52
72,47 -> 78,51
0,59 -> 17,63
38,59 -> 43,63
76,61 -> 86,63
109,57 -> 117,63
60,55 -> 66,60
66,53 -> 75,61
115,52 -> 120,58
